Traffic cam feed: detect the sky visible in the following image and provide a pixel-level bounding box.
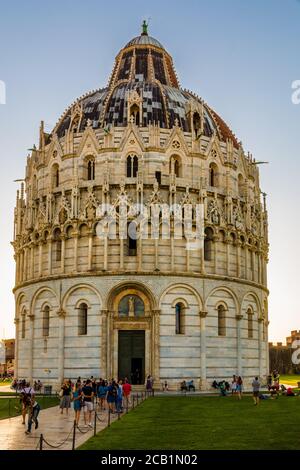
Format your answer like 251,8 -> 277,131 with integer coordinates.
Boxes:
0,0 -> 299,342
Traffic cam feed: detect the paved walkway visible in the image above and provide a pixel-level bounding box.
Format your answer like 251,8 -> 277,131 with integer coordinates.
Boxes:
0,404 -> 119,450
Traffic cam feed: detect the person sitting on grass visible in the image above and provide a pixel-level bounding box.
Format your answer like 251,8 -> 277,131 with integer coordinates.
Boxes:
187,380 -> 195,392
180,380 -> 188,392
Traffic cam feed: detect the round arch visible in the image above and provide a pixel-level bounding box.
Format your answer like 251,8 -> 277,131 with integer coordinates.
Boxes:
62,283 -> 102,311
159,283 -> 203,310
204,286 -> 240,314
241,291 -> 262,319
105,280 -> 157,311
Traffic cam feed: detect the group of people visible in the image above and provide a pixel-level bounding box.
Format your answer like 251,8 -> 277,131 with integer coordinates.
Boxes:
59,375 -> 154,428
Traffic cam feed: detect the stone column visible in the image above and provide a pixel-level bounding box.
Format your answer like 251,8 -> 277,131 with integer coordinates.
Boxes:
48,238 -> 52,275
171,234 -> 175,271
73,232 -> 79,272
251,250 -> 255,282
119,239 -> 124,270
226,239 -> 230,276
213,236 -> 217,273
245,244 -> 248,280
88,233 -> 93,271
152,310 -> 161,386
200,311 -> 208,390
57,308 -> 66,385
38,243 -> 43,277
100,310 -> 108,378
236,314 -> 243,376
154,239 -> 159,270
258,318 -> 264,378
138,235 -> 142,271
61,234 -> 66,273
106,311 -> 113,378
28,314 -> 35,384
14,318 -> 20,378
30,245 -> 34,279
236,241 -> 241,278
258,251 -> 261,284
104,235 -> 108,271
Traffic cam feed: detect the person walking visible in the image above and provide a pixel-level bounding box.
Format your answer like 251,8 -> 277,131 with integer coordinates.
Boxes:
146,375 -> 153,392
82,379 -> 94,427
236,376 -> 243,400
73,381 -> 83,426
25,396 -> 40,434
20,382 -> 34,425
60,379 -> 72,415
252,377 -> 260,406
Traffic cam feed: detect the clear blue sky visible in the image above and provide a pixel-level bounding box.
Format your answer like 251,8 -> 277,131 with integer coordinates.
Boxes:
0,0 -> 299,341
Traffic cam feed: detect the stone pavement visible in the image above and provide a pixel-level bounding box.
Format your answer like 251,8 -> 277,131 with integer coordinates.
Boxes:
0,404 -> 119,450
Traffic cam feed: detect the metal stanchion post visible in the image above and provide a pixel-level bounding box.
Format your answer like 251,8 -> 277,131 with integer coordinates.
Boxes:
39,434 -> 43,451
108,408 -> 111,427
132,395 -> 135,408
72,420 -> 76,450
137,393 -> 139,405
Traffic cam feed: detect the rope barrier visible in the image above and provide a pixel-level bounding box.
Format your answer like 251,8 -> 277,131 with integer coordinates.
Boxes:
35,389 -> 154,450
40,423 -> 74,449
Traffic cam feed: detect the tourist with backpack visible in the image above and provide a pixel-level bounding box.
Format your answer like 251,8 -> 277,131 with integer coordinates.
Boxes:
25,396 -> 40,434
20,382 -> 34,425
106,380 -> 117,413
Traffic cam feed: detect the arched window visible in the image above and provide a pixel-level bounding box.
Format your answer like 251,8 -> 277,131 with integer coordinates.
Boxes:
193,112 -> 201,138
87,159 -> 95,180
52,164 -> 59,188
53,228 -> 62,262
170,156 -> 181,178
118,295 -> 145,317
218,305 -> 226,336
78,303 -> 88,335
127,155 -> 138,178
209,163 -> 218,187
204,227 -> 214,261
247,308 -> 254,339
21,315 -> 26,339
175,303 -> 185,335
127,222 -> 137,256
130,104 -> 140,125
42,306 -> 50,337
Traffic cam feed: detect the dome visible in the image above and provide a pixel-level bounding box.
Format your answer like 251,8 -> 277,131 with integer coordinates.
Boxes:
124,35 -> 165,50
54,25 -> 239,148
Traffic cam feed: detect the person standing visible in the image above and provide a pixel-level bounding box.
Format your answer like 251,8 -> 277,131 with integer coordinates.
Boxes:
82,379 -> 94,427
106,380 -> 117,414
116,380 -> 123,413
236,376 -> 243,400
25,396 -> 40,434
97,380 -> 107,410
252,377 -> 260,406
231,375 -> 237,395
146,375 -> 153,392
73,381 -> 83,426
60,380 -> 72,415
122,379 -> 132,409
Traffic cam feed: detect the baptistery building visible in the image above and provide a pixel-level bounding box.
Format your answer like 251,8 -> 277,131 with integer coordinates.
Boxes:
13,25 -> 269,390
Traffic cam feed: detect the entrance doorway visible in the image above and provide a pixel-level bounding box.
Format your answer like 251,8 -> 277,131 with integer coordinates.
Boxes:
118,330 -> 145,384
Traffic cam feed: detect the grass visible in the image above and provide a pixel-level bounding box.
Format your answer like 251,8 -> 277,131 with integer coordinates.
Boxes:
280,374 -> 300,386
0,396 -> 59,420
0,380 -> 12,387
79,396 -> 300,450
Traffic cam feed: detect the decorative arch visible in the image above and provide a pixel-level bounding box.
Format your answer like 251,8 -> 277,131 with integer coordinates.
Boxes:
62,283 -> 102,311
30,287 -> 59,314
241,292 -> 262,319
159,283 -> 203,310
106,280 -> 157,312
15,292 -> 28,320
205,286 -> 240,314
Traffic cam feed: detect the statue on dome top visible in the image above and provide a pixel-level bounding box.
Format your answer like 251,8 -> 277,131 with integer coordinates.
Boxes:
141,20 -> 148,36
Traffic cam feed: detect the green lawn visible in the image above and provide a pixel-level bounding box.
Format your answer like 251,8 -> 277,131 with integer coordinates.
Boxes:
0,396 -> 59,420
280,374 -> 300,386
79,396 -> 300,450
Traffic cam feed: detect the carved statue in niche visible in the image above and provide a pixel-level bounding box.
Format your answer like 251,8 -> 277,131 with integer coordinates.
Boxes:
128,296 -> 135,317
